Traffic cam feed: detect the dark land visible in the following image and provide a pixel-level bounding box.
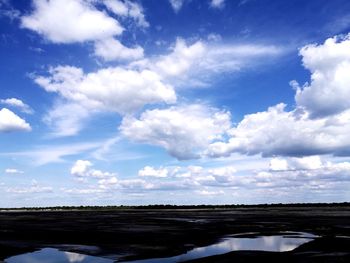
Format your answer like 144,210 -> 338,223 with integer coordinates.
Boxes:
1,203 -> 350,262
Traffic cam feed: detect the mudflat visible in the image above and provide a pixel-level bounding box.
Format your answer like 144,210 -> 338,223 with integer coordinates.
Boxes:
1,205 -> 350,262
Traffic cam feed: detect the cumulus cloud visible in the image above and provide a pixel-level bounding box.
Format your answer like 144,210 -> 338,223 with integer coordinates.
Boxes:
35,66 -> 176,115
103,0 -> 149,28
20,0 -> 148,62
98,176 -> 118,189
70,160 -> 92,177
133,164 -> 239,190
269,158 -> 288,171
210,0 -> 225,9
0,98 -> 33,114
70,160 -> 119,190
71,160 -> 116,178
33,37 -> 282,136
207,103 -> 350,158
94,38 -> 144,61
0,108 -> 31,132
62,156 -> 350,200
295,34 -> 350,118
138,166 -> 169,178
34,65 -> 176,136
120,104 -> 232,160
207,34 -> 350,159
153,38 -> 206,77
142,159 -> 350,192
21,0 -> 123,43
270,156 -> 323,171
256,157 -> 350,191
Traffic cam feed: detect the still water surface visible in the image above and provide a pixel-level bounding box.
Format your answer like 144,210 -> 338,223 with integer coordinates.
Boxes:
5,232 -> 317,263
5,248 -> 112,263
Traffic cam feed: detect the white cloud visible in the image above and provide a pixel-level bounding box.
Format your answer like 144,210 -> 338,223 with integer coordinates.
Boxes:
71,160 -> 116,178
199,43 -> 282,74
21,0 -> 149,63
255,158 -> 350,190
210,0 -> 225,9
117,178 -> 153,190
21,0 -> 123,43
196,189 -> 224,195
0,108 -> 31,132
133,38 -> 283,88
288,156 -> 323,170
0,98 -> 33,114
3,142 -> 101,166
120,104 -> 232,160
154,38 -> 206,77
155,159 -> 350,192
94,38 -> 144,61
138,166 -> 169,178
6,180 -> 53,194
70,160 -> 92,177
62,188 -> 105,194
295,34 -> 350,118
91,136 -> 120,160
206,34 -> 350,159
35,65 -> 176,136
43,102 -> 90,137
103,0 -> 149,28
207,104 -> 350,158
60,157 -> 350,200
5,168 -> 24,174
270,156 -> 323,171
169,0 -> 185,12
33,38 -> 282,136
98,176 -> 118,189
35,66 -> 176,115
133,164 -> 238,189
269,158 -> 288,171
69,159 -> 119,191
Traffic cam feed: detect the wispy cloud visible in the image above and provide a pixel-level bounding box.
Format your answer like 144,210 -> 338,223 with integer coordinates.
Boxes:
2,142 -> 101,165
0,98 -> 34,114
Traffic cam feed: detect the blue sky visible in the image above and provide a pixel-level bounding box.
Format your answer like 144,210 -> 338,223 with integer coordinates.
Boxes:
1,0 -> 350,207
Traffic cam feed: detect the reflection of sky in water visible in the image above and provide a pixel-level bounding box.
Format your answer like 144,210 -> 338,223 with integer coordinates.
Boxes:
125,232 -> 317,263
5,248 -> 112,263
4,232 -> 317,263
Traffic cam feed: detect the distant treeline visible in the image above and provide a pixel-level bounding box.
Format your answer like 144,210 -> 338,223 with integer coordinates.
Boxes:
1,202 -> 349,211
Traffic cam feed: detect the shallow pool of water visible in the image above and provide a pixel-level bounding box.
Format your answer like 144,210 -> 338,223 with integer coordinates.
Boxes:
4,232 -> 317,263
5,248 -> 113,263
124,232 -> 317,262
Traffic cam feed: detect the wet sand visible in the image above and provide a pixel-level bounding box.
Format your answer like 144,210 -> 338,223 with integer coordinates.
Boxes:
1,205 -> 350,262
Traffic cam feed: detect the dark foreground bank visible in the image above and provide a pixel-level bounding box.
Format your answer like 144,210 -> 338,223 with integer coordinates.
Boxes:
0,204 -> 350,262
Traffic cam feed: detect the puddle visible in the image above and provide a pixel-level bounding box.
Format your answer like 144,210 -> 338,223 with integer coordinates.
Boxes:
5,248 -> 113,263
4,232 -> 317,263
123,232 -> 317,262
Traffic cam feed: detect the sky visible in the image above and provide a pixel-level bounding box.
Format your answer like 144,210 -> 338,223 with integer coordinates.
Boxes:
1,0 -> 350,207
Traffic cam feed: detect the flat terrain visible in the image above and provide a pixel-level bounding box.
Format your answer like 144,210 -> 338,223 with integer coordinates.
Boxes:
1,205 -> 350,262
